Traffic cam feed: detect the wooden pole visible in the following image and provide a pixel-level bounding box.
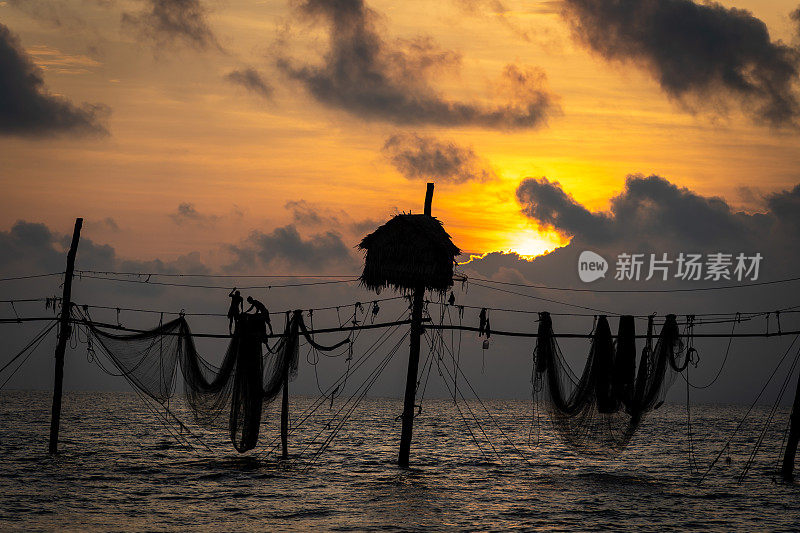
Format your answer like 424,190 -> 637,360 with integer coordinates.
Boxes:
281,369 -> 289,460
49,217 -> 82,455
781,365 -> 800,481
398,183 -> 434,467
281,310 -> 300,460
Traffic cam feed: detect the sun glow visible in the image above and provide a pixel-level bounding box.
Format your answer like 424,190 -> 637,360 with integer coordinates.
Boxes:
504,228 -> 567,260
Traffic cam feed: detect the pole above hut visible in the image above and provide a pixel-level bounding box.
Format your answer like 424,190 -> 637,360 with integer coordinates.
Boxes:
357,183 -> 460,467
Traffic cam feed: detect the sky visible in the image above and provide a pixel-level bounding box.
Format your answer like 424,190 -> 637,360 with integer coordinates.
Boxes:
2,0 -> 800,403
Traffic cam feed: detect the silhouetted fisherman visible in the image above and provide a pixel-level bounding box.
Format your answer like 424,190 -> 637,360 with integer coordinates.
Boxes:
245,296 -> 274,336
227,288 -> 243,335
478,308 -> 487,337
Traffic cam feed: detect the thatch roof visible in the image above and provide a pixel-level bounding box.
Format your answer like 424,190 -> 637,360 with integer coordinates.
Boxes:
358,214 -> 460,294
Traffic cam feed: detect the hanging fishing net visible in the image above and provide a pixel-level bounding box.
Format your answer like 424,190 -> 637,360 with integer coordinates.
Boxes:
533,313 -> 686,455
79,310 -> 346,452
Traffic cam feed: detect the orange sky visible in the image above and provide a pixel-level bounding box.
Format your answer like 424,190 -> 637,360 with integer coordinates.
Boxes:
1,0 -> 799,264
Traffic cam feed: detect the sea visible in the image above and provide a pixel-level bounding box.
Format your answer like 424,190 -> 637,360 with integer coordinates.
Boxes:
1,391 -> 799,532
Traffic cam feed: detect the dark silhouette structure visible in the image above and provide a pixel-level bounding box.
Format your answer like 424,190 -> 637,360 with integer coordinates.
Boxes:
358,183 -> 460,467
533,313 -> 683,455
78,310 -> 345,453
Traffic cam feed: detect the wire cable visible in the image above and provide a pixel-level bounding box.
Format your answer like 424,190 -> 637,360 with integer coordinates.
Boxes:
468,274 -> 800,294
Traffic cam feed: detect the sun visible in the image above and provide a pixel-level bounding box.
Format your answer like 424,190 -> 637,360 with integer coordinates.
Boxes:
504,229 -> 567,260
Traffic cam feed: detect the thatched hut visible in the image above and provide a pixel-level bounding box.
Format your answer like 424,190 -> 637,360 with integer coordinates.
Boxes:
358,213 -> 460,294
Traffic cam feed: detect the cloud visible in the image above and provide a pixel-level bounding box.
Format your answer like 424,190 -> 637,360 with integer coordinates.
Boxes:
7,0 -> 89,28
456,0 -> 560,16
348,217 -> 381,236
285,200 -> 341,227
382,133 -> 495,183
283,199 -> 383,238
453,0 -> 554,41
0,220 -> 118,276
516,176 -> 612,242
277,0 -> 559,129
224,67 -> 273,99
765,183 -> 800,232
168,202 -> 219,227
84,217 -> 121,233
122,0 -> 220,51
561,0 -> 800,128
226,224 -> 355,271
0,23 -> 109,137
26,45 -> 103,75
516,174 -> 757,248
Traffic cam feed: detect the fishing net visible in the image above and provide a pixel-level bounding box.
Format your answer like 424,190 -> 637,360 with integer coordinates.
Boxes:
81,310 -> 346,452
533,313 -> 686,455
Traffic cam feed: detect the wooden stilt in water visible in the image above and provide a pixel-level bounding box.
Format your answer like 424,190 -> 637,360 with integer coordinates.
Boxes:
781,363 -> 800,481
281,310 -> 300,460
49,218 -> 83,455
281,369 -> 289,460
398,183 -> 434,468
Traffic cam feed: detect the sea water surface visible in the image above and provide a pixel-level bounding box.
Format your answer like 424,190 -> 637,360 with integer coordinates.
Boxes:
1,391 -> 799,531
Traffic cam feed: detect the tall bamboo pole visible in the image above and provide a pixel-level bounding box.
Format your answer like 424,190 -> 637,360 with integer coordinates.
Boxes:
781,365 -> 800,481
49,218 -> 82,455
398,183 -> 434,467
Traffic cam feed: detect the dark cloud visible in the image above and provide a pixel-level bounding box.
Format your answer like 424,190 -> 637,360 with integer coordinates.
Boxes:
348,217 -> 381,236
765,183 -> 800,232
283,200 -> 382,238
277,0 -> 559,129
0,23 -> 109,137
168,203 -> 219,227
118,252 -> 210,275
84,217 -> 121,233
0,220 -> 118,276
562,0 -> 800,128
122,0 -> 220,50
226,224 -> 355,271
516,174 -> 753,247
516,177 -> 612,242
224,68 -> 273,99
285,200 -> 342,227
0,220 -> 215,279
383,133 -> 495,183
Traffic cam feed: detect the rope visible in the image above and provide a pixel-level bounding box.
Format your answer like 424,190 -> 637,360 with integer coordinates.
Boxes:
468,274 -> 800,293
75,270 -> 358,278
0,321 -> 58,390
300,330 -> 409,470
0,273 -> 63,282
699,334 -> 800,484
682,316 -> 738,389
470,281 -> 616,314
739,346 -> 800,482
74,274 -> 358,289
256,313 -> 407,459
424,329 -> 493,462
428,323 -> 531,463
72,295 -> 406,318
0,320 -> 58,375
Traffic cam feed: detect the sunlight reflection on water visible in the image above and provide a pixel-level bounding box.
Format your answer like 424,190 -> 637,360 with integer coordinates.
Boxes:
1,391 -> 799,531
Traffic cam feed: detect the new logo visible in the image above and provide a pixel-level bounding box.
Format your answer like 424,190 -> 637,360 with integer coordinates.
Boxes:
578,251 -> 608,283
